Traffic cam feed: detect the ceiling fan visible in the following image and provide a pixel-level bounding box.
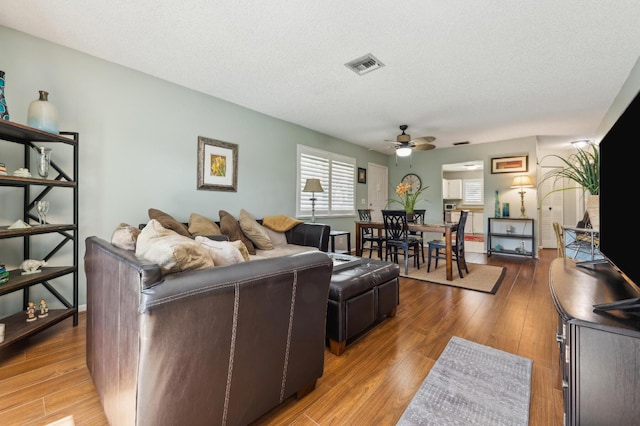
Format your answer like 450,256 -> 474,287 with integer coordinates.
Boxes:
385,124 -> 436,156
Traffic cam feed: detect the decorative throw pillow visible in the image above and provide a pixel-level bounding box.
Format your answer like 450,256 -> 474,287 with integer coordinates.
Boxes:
195,236 -> 245,266
188,212 -> 222,236
111,223 -> 141,251
230,240 -> 251,261
148,208 -> 191,237
239,209 -> 273,250
219,210 -> 256,255
264,227 -> 288,246
136,219 -> 214,274
262,215 -> 304,232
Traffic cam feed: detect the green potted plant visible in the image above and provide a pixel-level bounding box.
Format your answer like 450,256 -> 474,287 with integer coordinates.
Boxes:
388,182 -> 429,220
539,141 -> 599,227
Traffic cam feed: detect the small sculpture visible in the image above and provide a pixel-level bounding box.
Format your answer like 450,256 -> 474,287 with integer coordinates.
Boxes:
38,299 -> 49,318
12,167 -> 32,177
26,301 -> 37,322
20,259 -> 47,275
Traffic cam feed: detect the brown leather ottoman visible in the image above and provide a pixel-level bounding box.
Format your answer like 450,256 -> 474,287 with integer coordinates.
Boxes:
326,258 -> 400,355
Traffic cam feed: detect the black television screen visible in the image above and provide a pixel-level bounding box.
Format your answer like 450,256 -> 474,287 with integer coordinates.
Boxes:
594,88 -> 640,311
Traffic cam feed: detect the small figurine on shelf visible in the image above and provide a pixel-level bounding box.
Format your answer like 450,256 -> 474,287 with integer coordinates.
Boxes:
26,301 -> 37,322
38,299 -> 49,318
0,162 -> 7,176
20,259 -> 46,275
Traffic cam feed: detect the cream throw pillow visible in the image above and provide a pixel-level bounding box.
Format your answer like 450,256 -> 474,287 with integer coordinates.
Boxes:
239,209 -> 273,250
230,240 -> 251,261
195,236 -> 245,266
264,227 -> 288,246
189,213 -> 222,236
111,223 -> 141,251
136,219 -> 214,274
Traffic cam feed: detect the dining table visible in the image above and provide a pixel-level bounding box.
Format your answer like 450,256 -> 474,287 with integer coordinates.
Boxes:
354,220 -> 459,281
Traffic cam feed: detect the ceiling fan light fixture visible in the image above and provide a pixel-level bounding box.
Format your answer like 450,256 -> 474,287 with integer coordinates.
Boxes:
396,147 -> 412,157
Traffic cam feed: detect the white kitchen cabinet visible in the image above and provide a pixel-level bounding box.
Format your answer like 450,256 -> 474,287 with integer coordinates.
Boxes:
442,179 -> 462,199
472,212 -> 484,234
451,210 -> 484,235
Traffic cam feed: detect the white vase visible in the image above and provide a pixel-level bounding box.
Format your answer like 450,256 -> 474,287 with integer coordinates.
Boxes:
27,90 -> 59,134
587,194 -> 599,230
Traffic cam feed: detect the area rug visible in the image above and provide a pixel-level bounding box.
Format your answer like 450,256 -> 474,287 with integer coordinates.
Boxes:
465,234 -> 485,242
400,262 -> 505,294
397,336 -> 532,425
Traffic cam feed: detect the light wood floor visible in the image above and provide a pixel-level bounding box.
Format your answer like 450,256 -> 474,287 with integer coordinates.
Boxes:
0,249 -> 563,425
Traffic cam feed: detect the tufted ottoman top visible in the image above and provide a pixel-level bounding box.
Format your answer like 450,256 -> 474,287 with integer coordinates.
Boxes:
329,259 -> 400,302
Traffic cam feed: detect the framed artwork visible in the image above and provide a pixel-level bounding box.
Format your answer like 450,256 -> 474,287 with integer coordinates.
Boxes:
197,136 -> 238,191
491,155 -> 528,174
358,167 -> 367,184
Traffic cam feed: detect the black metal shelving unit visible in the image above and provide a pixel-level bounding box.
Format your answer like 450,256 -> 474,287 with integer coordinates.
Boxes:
0,120 -> 78,350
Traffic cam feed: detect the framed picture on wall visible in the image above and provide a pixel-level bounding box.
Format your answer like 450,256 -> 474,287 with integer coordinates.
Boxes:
197,136 -> 238,191
491,155 -> 528,174
358,167 -> 367,184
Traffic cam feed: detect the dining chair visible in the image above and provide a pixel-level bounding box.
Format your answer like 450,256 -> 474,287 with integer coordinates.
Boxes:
427,210 -> 469,278
382,209 -> 422,275
358,209 -> 385,259
553,222 -> 565,258
409,209 -> 426,263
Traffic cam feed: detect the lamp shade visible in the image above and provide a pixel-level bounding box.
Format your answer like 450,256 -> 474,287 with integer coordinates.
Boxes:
510,175 -> 533,188
303,178 -> 324,193
396,147 -> 412,157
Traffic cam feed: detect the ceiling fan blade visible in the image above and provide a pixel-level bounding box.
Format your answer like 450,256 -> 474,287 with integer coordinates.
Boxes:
413,143 -> 436,151
413,136 -> 436,144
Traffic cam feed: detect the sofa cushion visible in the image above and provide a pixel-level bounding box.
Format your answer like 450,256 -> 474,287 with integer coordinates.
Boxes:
148,208 -> 191,237
219,210 -> 256,255
239,209 -> 273,250
195,236 -> 245,266
230,240 -> 251,261
262,215 -> 304,232
136,219 -> 214,274
188,212 -> 222,236
111,223 -> 141,251
265,227 -> 288,246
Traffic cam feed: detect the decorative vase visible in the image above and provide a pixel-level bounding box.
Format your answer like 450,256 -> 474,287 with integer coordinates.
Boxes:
406,212 -> 415,223
494,190 -> 501,217
586,194 -> 599,230
35,146 -> 52,178
0,70 -> 9,121
27,90 -> 59,134
502,203 -> 510,217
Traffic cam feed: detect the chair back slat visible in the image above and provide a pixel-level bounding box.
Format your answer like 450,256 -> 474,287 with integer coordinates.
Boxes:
382,210 -> 409,242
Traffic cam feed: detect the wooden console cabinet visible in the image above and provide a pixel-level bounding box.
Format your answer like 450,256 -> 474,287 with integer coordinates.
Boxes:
550,258 -> 640,425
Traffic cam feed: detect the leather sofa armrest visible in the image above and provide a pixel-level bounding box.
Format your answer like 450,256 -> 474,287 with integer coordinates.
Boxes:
285,223 -> 330,252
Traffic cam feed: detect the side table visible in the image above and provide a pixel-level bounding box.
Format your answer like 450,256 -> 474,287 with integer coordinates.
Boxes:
329,230 -> 351,254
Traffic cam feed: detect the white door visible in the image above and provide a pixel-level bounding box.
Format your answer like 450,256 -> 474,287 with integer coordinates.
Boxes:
539,167 -> 564,248
367,163 -> 388,222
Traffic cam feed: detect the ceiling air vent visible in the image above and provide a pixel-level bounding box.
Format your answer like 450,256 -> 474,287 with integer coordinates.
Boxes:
345,54 -> 385,76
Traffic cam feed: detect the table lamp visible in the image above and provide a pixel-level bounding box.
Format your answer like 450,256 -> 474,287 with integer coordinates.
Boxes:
303,178 -> 324,223
511,175 -> 534,218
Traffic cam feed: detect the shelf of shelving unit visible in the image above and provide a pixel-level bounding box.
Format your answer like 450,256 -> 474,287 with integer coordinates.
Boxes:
486,217 -> 535,260
0,120 -> 78,350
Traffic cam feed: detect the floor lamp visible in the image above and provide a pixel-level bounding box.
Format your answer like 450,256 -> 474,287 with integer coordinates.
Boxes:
303,178 -> 324,223
511,175 -> 534,218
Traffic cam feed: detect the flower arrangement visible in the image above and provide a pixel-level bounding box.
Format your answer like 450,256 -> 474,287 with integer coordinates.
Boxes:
388,182 -> 429,212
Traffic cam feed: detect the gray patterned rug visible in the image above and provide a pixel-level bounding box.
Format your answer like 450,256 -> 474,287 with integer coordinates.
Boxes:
397,336 -> 532,425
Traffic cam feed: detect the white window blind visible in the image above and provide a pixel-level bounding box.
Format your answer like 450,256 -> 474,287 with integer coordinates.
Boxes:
297,145 -> 355,218
463,178 -> 484,205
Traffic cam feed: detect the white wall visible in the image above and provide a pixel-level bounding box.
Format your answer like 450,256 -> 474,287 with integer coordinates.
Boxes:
0,26 -> 391,315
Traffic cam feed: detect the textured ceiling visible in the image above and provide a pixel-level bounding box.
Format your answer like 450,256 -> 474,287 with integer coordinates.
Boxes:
2,1 -> 640,153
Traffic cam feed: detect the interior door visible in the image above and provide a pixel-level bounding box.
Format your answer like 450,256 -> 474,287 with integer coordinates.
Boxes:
367,163 -> 388,222
540,167 -> 564,248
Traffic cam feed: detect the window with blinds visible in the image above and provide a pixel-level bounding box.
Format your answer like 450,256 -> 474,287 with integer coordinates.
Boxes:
463,178 -> 484,205
297,145 -> 356,218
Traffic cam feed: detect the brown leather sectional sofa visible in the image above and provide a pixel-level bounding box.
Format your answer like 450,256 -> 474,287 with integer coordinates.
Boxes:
84,222 -> 333,425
